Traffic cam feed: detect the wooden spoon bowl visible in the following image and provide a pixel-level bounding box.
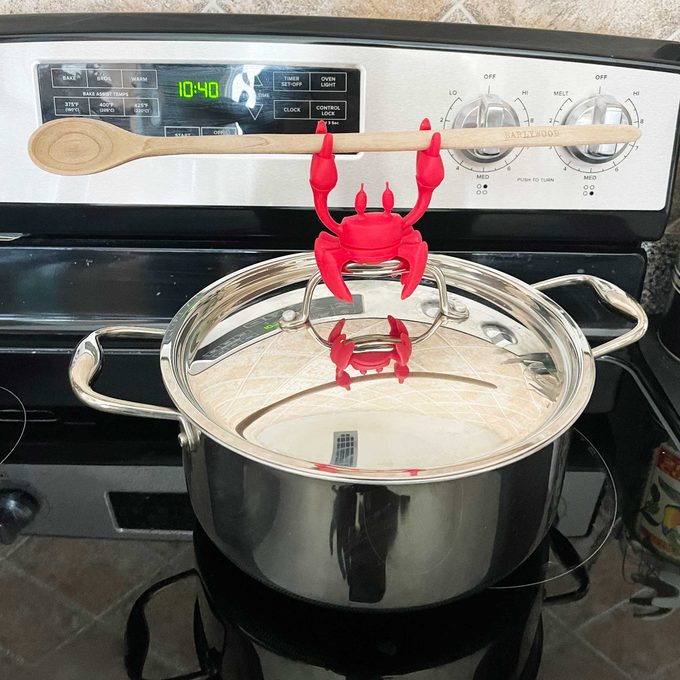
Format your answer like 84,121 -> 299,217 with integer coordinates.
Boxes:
29,118 -> 130,175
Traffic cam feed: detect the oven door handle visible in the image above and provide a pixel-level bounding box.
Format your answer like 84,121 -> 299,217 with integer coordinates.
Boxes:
69,326 -> 182,423
533,274 -> 647,359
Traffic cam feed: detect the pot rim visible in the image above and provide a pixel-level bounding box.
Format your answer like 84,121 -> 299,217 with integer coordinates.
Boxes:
159,252 -> 596,484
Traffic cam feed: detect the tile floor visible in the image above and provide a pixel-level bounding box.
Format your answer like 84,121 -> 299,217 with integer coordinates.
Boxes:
539,538 -> 680,680
0,535 -> 196,679
1,534 -> 679,679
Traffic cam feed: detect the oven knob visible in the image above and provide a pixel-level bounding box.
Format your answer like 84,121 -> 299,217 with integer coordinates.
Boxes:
0,490 -> 39,545
453,94 -> 521,162
563,95 -> 632,163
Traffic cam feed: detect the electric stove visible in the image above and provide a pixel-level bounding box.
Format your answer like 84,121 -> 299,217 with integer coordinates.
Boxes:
0,13 -> 679,679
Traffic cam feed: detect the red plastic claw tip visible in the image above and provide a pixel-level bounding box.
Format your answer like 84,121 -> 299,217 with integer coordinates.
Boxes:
328,318 -> 346,343
387,315 -> 409,340
397,240 -> 428,299
315,120 -> 328,134
310,133 -> 338,194
419,118 -> 431,131
336,370 -> 351,390
394,333 -> 412,365
329,325 -> 354,375
328,320 -> 355,389
394,362 -> 410,384
317,132 -> 334,158
415,134 -> 444,190
425,131 -> 441,156
314,243 -> 353,303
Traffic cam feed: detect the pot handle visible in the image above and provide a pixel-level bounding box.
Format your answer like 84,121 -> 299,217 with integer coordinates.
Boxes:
533,274 -> 648,359
69,326 -> 182,422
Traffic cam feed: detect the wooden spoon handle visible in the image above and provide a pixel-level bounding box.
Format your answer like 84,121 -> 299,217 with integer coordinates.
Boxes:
28,118 -> 640,176
150,124 -> 639,154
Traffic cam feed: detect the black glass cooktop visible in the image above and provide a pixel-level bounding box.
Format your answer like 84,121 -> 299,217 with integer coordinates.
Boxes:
120,354 -> 680,679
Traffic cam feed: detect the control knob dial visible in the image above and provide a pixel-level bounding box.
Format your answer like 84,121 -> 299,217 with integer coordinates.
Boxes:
453,94 -> 521,163
563,95 -> 632,163
0,489 -> 39,545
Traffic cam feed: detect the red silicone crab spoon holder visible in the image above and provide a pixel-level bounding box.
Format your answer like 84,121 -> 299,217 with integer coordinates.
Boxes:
308,118 -> 445,389
310,118 -> 445,304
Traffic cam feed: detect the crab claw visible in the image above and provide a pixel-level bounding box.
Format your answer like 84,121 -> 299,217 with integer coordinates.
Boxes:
329,320 -> 354,379
397,239 -> 428,299
314,236 -> 353,302
310,131 -> 338,194
391,317 -> 412,364
319,131 -> 333,157
388,317 -> 412,384
386,315 -> 401,337
328,318 -> 346,343
330,337 -> 355,373
424,129 -> 440,154
393,362 -> 410,384
394,332 -> 412,365
416,131 -> 444,190
336,369 -> 352,390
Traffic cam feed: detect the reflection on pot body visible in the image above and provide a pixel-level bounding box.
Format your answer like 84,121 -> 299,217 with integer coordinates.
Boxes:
185,434 -> 568,609
192,521 -> 547,679
330,484 -> 408,603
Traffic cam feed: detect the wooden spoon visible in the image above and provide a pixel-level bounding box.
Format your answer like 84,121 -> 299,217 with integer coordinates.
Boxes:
28,117 -> 640,176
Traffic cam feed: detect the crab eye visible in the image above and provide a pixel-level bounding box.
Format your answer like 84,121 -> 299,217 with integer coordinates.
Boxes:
382,182 -> 395,212
355,183 -> 367,214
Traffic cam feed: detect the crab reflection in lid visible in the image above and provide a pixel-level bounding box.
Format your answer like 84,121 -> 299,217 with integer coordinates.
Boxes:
186,272 -> 561,477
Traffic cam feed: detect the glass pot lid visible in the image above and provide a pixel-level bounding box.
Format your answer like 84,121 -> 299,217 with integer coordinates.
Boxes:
160,253 -> 595,483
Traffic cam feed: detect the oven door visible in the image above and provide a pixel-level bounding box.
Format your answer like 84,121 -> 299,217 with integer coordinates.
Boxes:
0,245 -> 648,542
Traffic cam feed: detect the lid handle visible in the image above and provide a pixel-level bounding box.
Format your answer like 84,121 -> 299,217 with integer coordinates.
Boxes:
279,261 -> 467,348
280,262 -> 467,389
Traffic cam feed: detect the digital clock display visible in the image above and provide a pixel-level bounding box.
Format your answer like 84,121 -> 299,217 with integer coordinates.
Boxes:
177,80 -> 219,99
37,62 -> 360,137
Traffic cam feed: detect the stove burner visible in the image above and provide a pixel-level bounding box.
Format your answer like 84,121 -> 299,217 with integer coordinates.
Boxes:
120,430 -> 620,679
125,524 -> 585,680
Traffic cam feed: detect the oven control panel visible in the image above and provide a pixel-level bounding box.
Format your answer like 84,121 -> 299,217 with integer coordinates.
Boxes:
0,39 -> 679,211
37,63 -> 360,136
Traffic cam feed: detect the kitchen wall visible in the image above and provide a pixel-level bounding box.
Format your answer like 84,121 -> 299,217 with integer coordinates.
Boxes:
2,0 -> 679,310
2,1 -> 678,40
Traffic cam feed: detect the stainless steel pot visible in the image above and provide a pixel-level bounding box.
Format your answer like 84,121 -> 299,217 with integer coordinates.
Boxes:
69,253 -> 647,609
